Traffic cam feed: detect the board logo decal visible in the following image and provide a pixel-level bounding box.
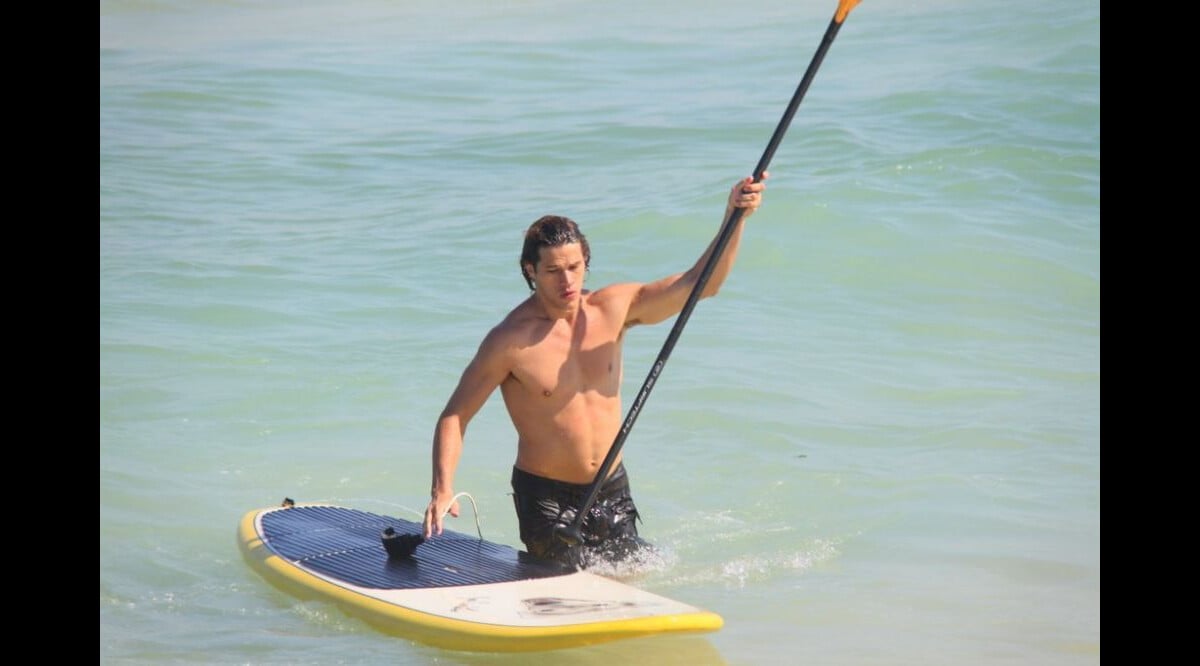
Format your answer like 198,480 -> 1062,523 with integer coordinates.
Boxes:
451,597 -> 487,613
521,597 -> 644,616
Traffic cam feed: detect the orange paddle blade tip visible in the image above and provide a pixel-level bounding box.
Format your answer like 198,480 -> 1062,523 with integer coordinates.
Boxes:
835,0 -> 862,23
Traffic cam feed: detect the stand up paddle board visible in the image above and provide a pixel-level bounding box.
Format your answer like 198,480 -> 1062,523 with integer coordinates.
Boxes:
237,502 -> 723,652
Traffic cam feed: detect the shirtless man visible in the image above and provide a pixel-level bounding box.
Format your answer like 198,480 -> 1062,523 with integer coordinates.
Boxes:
423,173 -> 768,568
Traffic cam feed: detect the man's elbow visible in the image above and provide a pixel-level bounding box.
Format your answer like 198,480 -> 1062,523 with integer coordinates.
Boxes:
436,411 -> 464,434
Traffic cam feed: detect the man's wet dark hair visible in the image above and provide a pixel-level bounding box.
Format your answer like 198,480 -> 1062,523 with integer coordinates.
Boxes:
520,215 -> 591,291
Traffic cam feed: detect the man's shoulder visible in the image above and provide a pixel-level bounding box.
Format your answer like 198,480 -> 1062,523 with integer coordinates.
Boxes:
482,299 -> 544,345
586,281 -> 642,307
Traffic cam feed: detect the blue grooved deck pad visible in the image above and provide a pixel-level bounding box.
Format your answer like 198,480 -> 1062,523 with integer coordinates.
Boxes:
260,505 -> 571,590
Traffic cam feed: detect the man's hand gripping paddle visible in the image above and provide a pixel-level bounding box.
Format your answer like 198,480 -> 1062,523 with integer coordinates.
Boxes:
554,0 -> 863,549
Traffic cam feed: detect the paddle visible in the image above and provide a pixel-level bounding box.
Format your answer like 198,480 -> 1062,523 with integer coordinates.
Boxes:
554,0 -> 863,549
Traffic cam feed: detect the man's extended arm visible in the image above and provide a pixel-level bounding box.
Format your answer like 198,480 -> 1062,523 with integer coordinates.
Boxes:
423,329 -> 511,538
624,173 -> 768,327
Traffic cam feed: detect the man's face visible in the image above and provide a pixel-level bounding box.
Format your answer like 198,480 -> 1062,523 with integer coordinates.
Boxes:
530,243 -> 586,307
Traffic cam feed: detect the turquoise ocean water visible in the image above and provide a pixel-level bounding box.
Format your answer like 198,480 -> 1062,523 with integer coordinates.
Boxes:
99,1 -> 1100,663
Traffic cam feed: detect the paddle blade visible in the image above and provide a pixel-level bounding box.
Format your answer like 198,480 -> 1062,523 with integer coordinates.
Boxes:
554,523 -> 585,547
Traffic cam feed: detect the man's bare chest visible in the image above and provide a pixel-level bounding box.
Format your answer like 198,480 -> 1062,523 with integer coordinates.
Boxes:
511,318 -> 625,397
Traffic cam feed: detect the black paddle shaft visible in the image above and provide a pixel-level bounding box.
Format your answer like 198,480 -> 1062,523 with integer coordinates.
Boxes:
555,13 -> 853,547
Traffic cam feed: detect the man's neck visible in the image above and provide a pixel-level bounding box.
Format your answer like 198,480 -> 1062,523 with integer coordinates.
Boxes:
530,291 -> 580,324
